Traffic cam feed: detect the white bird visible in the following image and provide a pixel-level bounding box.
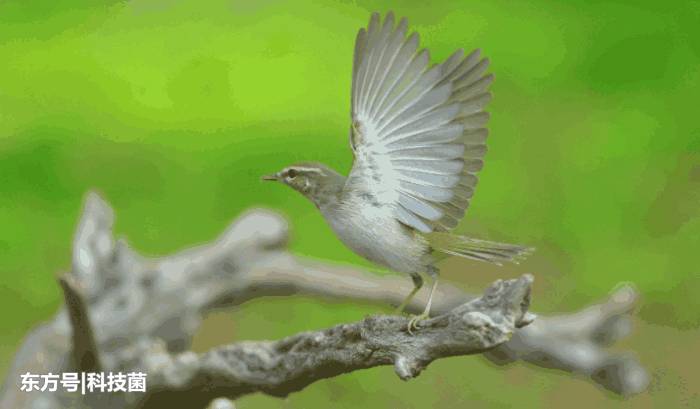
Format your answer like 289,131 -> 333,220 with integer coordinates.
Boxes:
263,11 -> 532,332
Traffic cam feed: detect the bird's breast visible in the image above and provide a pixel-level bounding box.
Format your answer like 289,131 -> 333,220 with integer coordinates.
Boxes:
320,198 -> 430,273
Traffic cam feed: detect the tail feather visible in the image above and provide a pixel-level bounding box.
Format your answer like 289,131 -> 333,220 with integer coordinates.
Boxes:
427,233 -> 534,265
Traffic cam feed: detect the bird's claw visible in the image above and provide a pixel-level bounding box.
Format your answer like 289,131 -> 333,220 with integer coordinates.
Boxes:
406,312 -> 429,335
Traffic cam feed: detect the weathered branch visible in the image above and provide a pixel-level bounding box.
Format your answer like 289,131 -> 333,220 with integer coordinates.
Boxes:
0,192 -> 648,409
58,275 -> 101,372
244,255 -> 648,396
133,275 -> 533,408
484,283 -> 648,396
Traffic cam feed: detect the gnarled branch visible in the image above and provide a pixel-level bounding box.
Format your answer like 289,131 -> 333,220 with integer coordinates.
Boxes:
131,275 -> 533,408
0,192 -> 648,409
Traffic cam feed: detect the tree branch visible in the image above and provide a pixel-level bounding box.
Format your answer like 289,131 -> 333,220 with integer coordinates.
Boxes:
244,255 -> 648,396
0,192 -> 648,409
134,275 -> 533,408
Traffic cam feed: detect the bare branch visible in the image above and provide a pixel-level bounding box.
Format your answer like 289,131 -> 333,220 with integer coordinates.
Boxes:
133,275 -> 533,408
0,192 -> 648,409
484,284 -> 649,396
241,255 -> 648,395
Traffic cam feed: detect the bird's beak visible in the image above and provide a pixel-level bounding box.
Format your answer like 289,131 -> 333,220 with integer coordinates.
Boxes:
261,173 -> 279,182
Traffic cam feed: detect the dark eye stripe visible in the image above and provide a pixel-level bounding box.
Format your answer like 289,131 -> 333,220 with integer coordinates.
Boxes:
287,169 -> 297,178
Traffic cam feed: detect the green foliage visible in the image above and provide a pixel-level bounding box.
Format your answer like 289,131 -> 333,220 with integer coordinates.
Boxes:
1,0 -> 698,407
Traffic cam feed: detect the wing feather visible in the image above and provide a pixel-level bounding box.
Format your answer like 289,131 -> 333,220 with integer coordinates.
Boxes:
374,49 -> 430,129
458,93 -> 492,116
451,74 -> 494,102
389,144 -> 465,159
356,13 -> 382,108
439,49 -> 482,85
386,124 -> 464,148
351,29 -> 367,112
460,112 -> 490,129
348,13 -> 493,233
369,31 -> 420,119
388,104 -> 461,142
392,158 -> 464,174
380,83 -> 452,137
397,169 -> 461,188
398,180 -> 453,202
398,193 -> 443,220
361,13 -> 395,114
395,205 -> 432,233
461,128 -> 488,144
367,18 -> 408,116
454,58 -> 490,89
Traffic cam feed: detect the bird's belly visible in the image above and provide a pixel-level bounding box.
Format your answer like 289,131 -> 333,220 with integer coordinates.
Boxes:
322,203 -> 429,273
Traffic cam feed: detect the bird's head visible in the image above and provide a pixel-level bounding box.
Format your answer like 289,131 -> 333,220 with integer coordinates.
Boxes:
262,162 -> 345,208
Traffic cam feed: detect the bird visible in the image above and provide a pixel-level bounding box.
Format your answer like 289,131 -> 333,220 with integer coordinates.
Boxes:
263,11 -> 532,333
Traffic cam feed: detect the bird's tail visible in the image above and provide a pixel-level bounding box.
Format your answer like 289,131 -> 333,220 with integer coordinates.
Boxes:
427,232 -> 534,265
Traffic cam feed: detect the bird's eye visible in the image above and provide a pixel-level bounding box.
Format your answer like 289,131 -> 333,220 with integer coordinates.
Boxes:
287,169 -> 297,179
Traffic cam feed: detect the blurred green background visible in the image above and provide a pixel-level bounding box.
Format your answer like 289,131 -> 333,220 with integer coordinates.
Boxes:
1,0 -> 699,407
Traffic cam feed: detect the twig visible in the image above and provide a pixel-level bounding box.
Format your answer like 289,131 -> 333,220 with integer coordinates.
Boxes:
58,275 -> 102,372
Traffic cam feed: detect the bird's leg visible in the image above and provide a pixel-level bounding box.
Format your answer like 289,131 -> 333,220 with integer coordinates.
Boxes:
407,266 -> 439,335
394,272 -> 423,315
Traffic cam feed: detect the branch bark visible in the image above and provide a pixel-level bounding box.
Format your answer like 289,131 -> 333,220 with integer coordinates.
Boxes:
0,192 -> 648,409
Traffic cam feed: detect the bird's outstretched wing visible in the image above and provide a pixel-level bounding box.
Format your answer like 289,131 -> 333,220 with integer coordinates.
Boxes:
347,12 -> 493,233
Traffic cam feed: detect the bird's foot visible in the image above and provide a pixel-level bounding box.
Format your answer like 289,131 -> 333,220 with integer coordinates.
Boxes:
406,312 -> 430,335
